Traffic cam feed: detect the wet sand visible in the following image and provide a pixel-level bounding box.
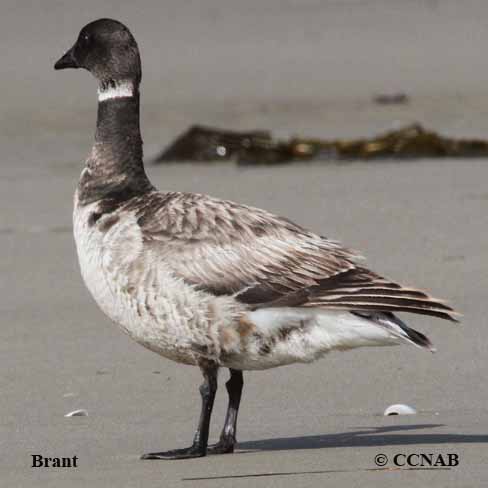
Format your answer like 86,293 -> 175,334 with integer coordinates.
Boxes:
1,1 -> 487,486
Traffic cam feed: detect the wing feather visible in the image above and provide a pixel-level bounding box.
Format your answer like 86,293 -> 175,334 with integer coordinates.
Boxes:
129,191 -> 457,321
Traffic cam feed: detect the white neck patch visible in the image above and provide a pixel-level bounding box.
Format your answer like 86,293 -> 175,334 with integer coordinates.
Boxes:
98,80 -> 134,102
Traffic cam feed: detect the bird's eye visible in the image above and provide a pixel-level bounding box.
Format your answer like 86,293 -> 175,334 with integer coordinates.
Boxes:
82,34 -> 91,44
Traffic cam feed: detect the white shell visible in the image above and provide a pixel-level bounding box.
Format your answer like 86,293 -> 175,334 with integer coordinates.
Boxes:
384,404 -> 417,416
64,409 -> 88,417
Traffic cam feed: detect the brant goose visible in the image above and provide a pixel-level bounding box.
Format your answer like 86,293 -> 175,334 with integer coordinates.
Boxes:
55,19 -> 458,460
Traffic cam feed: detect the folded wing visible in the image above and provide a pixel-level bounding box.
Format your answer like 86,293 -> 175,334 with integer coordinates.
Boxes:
135,191 -> 457,321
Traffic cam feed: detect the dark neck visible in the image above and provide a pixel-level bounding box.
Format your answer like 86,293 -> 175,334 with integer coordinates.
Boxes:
78,81 -> 153,205
95,83 -> 141,145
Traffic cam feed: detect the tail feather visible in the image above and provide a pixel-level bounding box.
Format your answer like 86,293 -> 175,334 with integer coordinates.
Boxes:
353,311 -> 436,351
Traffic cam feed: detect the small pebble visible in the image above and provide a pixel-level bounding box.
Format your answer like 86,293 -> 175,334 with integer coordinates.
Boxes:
64,409 -> 88,417
384,404 -> 417,416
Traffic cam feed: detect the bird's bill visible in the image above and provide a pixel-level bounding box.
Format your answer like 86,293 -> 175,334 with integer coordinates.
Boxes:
54,46 -> 78,70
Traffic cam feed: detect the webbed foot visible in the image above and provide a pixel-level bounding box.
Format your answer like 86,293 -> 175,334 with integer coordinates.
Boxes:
207,437 -> 235,455
141,444 -> 206,460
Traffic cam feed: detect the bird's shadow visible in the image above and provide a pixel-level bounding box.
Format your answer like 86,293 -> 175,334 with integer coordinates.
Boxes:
183,424 -> 488,481
237,423 -> 488,452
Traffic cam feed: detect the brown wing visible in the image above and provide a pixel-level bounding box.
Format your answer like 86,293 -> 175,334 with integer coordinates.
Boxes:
132,191 -> 458,321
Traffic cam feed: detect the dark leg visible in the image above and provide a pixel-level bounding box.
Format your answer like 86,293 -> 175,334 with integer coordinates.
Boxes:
141,361 -> 218,460
207,368 -> 243,454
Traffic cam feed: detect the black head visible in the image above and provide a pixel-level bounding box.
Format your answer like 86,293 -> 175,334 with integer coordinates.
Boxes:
54,19 -> 141,84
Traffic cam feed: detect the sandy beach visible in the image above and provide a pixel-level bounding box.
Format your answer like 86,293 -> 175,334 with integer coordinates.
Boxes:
1,1 -> 487,486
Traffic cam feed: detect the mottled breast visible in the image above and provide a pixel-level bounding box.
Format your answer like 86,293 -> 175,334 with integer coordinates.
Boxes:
73,193 -> 145,328
72,191 -> 234,366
